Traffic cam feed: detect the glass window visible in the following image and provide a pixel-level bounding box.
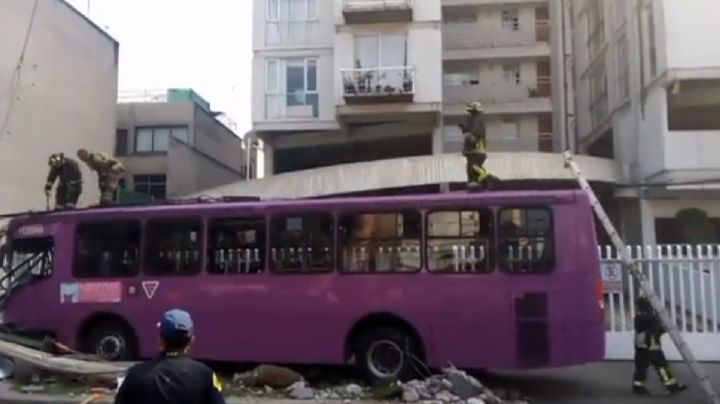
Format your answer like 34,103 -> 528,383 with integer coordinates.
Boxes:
427,210 -> 493,273
144,219 -> 202,276
208,217 -> 266,274
75,221 -> 141,278
338,211 -> 421,273
267,0 -> 280,20
502,9 -> 519,31
153,128 -> 170,151
135,128 -> 153,152
9,237 -> 54,280
171,127 -> 189,144
270,213 -> 333,272
307,59 -> 317,92
498,207 -> 554,274
265,58 -> 319,119
133,175 -> 166,200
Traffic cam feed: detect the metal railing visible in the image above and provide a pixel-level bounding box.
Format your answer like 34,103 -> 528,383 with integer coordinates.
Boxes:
341,66 -> 416,97
601,245 -> 720,335
343,0 -> 413,11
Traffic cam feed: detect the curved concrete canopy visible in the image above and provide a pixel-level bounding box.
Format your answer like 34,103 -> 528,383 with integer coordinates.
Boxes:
192,152 -> 622,200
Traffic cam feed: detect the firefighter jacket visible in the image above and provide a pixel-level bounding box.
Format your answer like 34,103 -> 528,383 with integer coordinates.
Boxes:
84,152 -> 125,176
634,311 -> 665,350
46,158 -> 82,191
460,113 -> 487,156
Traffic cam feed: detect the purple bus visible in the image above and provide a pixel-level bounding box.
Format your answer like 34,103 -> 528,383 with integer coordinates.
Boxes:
0,190 -> 604,381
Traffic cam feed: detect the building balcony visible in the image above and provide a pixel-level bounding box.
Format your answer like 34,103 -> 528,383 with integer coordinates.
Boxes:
443,24 -> 550,61
444,82 -> 551,114
342,0 -> 413,24
443,98 -> 552,116
341,66 -> 415,105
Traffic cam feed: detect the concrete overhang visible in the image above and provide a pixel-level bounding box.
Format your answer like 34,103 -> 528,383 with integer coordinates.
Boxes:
192,152 -> 622,200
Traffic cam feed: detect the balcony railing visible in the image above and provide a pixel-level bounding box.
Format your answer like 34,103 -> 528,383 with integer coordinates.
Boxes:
342,0 -> 413,23
341,66 -> 415,104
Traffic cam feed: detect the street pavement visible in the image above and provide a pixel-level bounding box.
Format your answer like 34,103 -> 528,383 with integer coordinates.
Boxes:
0,361 -> 717,403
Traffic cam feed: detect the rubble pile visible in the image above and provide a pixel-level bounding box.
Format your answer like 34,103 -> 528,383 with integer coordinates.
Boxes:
397,368 -> 528,404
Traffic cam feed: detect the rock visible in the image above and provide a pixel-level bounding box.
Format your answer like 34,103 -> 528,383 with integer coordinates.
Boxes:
344,383 -> 364,398
467,399 -> 485,404
483,394 -> 503,404
287,381 -> 315,400
443,368 -> 484,400
434,390 -> 456,403
403,388 -> 421,402
264,385 -> 274,394
234,364 -> 304,389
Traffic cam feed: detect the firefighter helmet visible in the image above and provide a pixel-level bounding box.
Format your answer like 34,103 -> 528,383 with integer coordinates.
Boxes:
48,153 -> 65,168
466,101 -> 484,113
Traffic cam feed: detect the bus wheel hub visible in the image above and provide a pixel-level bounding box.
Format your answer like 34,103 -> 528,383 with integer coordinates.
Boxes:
367,340 -> 403,378
97,335 -> 124,359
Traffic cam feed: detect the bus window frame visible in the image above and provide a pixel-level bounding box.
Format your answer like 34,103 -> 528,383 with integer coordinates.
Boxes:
205,215 -> 268,275
73,219 -> 142,279
269,211 -> 335,275
425,207 -> 496,274
496,204 -> 556,275
142,217 -> 204,277
336,208 -> 423,274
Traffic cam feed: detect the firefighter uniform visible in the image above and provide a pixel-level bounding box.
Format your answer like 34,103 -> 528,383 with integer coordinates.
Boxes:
45,153 -> 82,209
632,297 -> 687,395
77,149 -> 125,205
460,101 -> 493,190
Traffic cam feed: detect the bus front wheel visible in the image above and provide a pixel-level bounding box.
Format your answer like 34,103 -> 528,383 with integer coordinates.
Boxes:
83,321 -> 136,361
355,326 -> 420,383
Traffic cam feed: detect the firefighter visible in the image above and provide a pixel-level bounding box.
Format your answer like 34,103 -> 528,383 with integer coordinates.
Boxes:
459,101 -> 495,191
114,309 -> 226,404
632,296 -> 687,395
76,149 -> 125,206
44,153 -> 82,210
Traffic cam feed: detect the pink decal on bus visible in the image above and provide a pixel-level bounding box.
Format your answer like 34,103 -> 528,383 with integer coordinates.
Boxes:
60,282 -> 122,304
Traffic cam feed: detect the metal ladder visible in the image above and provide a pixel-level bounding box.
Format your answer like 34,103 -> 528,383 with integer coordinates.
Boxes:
563,151 -> 719,404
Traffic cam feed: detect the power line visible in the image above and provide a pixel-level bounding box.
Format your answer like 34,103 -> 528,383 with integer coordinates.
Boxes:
0,0 -> 40,138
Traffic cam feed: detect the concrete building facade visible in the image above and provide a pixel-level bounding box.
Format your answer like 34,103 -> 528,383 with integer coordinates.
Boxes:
116,90 -> 254,200
570,0 -> 720,244
252,0 -> 570,176
0,0 -> 118,214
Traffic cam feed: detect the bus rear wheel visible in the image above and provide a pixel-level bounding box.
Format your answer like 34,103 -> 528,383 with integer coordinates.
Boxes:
83,321 -> 136,361
355,326 -> 420,383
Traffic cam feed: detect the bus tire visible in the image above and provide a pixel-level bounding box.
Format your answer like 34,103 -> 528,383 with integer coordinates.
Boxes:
83,321 -> 136,361
355,326 -> 419,383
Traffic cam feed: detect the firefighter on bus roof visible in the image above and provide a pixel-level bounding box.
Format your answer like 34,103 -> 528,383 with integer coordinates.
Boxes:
632,296 -> 687,396
459,101 -> 497,191
45,153 -> 82,210
77,148 -> 125,206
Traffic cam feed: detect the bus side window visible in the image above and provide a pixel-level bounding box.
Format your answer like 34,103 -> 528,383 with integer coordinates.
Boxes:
498,207 -> 554,274
75,221 -> 141,278
338,211 -> 421,273
427,209 -> 493,273
144,219 -> 202,276
270,213 -> 333,273
208,217 -> 266,275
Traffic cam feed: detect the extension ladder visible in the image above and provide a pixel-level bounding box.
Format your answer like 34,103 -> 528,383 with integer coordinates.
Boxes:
563,151 -> 719,404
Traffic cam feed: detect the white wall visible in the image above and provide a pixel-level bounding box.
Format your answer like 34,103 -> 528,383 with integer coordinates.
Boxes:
443,6 -> 538,49
0,0 -> 118,214
662,0 -> 720,69
636,87 -> 668,180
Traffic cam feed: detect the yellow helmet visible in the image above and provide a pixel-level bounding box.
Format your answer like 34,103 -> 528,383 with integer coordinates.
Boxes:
48,153 -> 65,167
466,101 -> 484,113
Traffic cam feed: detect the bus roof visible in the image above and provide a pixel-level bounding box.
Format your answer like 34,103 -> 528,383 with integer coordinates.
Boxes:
7,189 -> 585,226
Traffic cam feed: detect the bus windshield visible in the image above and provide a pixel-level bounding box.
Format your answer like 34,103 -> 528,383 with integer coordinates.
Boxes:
1,237 -> 54,298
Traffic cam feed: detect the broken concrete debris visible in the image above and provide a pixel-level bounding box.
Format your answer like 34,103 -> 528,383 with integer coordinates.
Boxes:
232,364 -> 304,389
398,367 -> 526,404
287,381 -> 315,400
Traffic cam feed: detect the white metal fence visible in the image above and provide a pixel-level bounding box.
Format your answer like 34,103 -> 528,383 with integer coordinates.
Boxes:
601,245 -> 720,361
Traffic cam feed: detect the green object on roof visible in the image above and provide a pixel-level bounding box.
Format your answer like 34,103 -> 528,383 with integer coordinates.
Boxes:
166,88 -> 211,112
116,189 -> 154,204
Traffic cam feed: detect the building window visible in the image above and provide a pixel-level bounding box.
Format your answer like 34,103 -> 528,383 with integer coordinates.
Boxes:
427,210 -> 493,273
135,126 -> 189,153
503,64 -> 521,84
501,9 -> 520,31
74,220 -> 141,278
498,207 -> 554,274
616,34 -> 630,100
444,71 -> 479,86
500,117 -> 521,139
270,213 -> 333,273
338,211 -> 421,273
586,0 -> 605,60
354,34 -> 408,69
208,217 -> 266,274
144,219 -> 202,276
134,175 -> 166,200
266,58 -> 318,119
115,129 -> 128,156
266,0 -> 318,46
588,60 -> 609,127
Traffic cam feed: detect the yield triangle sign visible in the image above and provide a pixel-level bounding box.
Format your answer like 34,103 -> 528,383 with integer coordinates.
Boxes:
141,281 -> 159,299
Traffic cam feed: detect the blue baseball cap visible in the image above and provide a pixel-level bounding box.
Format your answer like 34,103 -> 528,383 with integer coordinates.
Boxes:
158,309 -> 194,338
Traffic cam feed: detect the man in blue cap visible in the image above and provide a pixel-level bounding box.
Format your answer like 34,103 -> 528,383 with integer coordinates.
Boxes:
114,309 -> 226,404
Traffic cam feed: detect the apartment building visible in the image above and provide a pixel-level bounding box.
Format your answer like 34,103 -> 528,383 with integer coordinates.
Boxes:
0,0 -> 118,214
570,0 -> 720,244
116,89 -> 255,200
252,0 -> 569,177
